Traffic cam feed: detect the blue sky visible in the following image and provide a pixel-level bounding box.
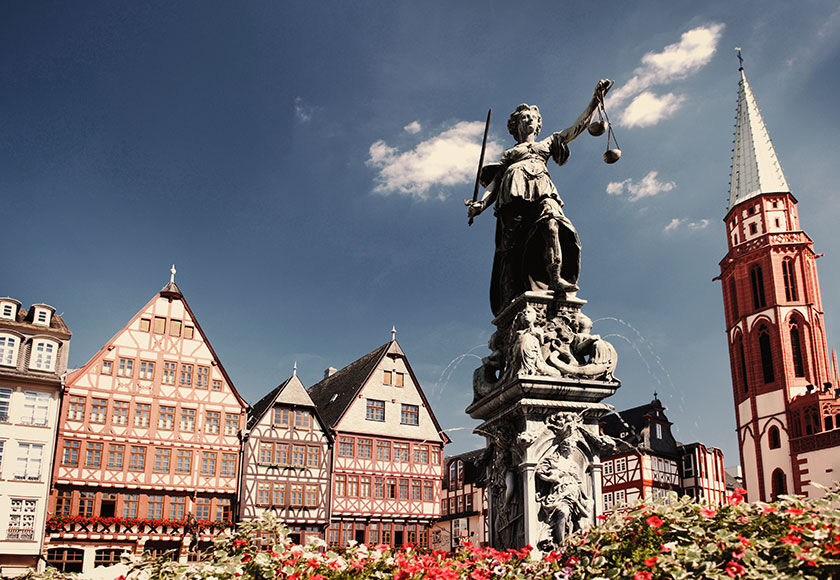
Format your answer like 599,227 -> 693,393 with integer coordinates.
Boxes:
2,1 -> 839,463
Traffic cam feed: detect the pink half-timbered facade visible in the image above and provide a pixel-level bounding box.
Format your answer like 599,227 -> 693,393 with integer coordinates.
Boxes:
240,373 -> 332,544
44,275 -> 247,573
308,340 -> 448,548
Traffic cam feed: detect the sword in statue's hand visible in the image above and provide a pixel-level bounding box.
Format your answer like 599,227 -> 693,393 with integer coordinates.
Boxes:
468,108 -> 492,226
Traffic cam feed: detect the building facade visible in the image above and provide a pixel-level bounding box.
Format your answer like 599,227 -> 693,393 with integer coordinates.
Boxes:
44,275 -> 248,573
717,65 -> 840,501
0,299 -> 71,576
240,372 -> 332,544
308,339 -> 448,548
431,449 -> 488,551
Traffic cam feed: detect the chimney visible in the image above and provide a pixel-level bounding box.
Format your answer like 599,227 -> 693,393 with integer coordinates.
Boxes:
324,367 -> 337,379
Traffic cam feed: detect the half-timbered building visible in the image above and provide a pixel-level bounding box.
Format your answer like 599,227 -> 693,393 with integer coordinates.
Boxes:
44,270 -> 248,573
431,449 -> 488,551
240,371 -> 332,544
0,299 -> 71,577
308,338 -> 448,548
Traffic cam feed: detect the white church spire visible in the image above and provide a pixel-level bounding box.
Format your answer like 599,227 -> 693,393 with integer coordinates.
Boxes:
728,60 -> 790,211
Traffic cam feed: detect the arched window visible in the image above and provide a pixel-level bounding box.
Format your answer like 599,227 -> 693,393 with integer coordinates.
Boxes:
750,266 -> 766,309
789,323 -> 805,378
768,426 -> 781,449
782,257 -> 798,301
735,336 -> 749,393
758,326 -> 775,383
729,278 -> 739,318
29,338 -> 58,372
0,333 -> 20,367
771,468 -> 787,501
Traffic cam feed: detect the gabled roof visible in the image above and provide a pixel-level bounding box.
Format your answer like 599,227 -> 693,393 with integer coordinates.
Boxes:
601,397 -> 676,456
307,342 -> 393,428
727,67 -> 790,212
444,448 -> 489,489
248,373 -> 323,431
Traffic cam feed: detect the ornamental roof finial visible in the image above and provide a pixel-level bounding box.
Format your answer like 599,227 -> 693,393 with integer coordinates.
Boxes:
735,47 -> 744,70
391,326 -> 397,342
293,361 -> 297,377
170,264 -> 177,284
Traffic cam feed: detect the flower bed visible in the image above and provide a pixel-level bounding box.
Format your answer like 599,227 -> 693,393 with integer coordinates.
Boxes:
45,515 -> 229,534
31,488 -> 840,579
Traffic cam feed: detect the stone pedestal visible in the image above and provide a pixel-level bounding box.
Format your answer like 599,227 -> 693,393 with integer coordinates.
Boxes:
466,291 -> 620,551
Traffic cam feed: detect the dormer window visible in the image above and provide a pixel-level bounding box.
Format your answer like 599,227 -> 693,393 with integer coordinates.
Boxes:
0,300 -> 19,320
0,334 -> 20,367
32,306 -> 53,327
29,338 -> 58,372
654,423 -> 662,439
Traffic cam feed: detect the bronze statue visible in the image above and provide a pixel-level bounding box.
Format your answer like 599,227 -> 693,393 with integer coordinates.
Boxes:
466,80 -> 613,316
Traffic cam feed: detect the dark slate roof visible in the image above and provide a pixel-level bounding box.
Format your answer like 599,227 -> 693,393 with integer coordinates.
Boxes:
160,281 -> 182,296
601,397 -> 678,457
444,448 -> 489,489
248,377 -> 292,430
307,342 -> 392,428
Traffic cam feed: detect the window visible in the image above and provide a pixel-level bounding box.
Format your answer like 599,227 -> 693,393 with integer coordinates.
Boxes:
170,496 -> 186,519
147,495 -> 164,519
347,475 -> 358,497
67,396 -> 85,421
401,404 -> 419,425
176,450 -> 192,474
30,339 -> 57,371
306,446 -> 320,467
394,442 -> 409,462
62,440 -> 80,466
360,477 -> 371,498
358,438 -> 372,458
107,444 -> 124,469
334,475 -> 346,497
117,358 -> 134,377
180,364 -> 193,387
294,409 -> 311,429
257,482 -> 271,505
163,361 -> 176,384
78,491 -> 95,516
399,479 -> 409,500
158,406 -> 175,430
85,442 -> 102,468
95,549 -> 125,568
386,478 -> 396,499
0,388 -> 9,422
338,437 -> 354,457
139,318 -> 151,332
412,480 -> 422,500
771,468 -> 787,501
0,302 -> 16,320
783,258 -> 798,301
154,448 -> 171,473
291,444 -> 306,467
395,372 -> 404,387
790,323 -> 805,378
750,266 -> 766,309
682,455 -> 694,477
196,366 -> 209,389
129,446 -> 146,471
272,484 -> 286,506
135,403 -> 150,427
414,444 -> 429,464
759,326 -> 775,383
769,426 -> 782,449
273,407 -> 290,426
8,499 -> 37,539
205,411 -> 220,434
384,370 -> 393,385
374,477 -> 384,499
729,278 -> 739,319
221,453 -> 236,476
101,360 -> 112,375
654,423 -> 662,439
225,413 -> 239,435
139,361 -> 155,380
423,481 -> 433,501
376,440 -> 391,461
169,320 -> 182,337
275,443 -> 289,465
90,398 -> 107,423
184,326 -> 195,339
615,457 -> 627,472
259,442 -> 273,464
181,408 -> 196,432
47,548 -> 84,573
366,399 -> 385,421
55,490 -> 72,516
216,499 -> 232,522
201,452 -> 217,476
431,447 -> 441,466
290,484 -> 303,506
305,485 -> 319,507
0,335 -> 19,366
212,380 -> 222,391
153,317 -> 166,334
123,494 -> 139,518
21,391 -> 50,425
112,400 -> 129,425
736,336 -> 749,393
15,443 -> 43,479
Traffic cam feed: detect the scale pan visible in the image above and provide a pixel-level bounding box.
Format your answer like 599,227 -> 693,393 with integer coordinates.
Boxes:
603,148 -> 622,164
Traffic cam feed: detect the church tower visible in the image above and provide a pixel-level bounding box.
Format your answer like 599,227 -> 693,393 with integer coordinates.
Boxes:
718,61 -> 839,502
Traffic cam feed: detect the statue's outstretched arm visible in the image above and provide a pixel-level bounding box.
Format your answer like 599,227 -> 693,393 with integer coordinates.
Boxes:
556,79 -> 613,144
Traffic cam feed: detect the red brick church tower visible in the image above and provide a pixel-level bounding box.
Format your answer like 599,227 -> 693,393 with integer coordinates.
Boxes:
718,61 -> 840,502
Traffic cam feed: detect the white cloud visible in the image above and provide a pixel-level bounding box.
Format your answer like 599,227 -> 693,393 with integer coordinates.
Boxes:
620,91 -> 686,128
606,171 -> 676,202
367,121 -> 502,200
664,218 -> 711,233
294,97 -> 313,123
403,121 -> 422,134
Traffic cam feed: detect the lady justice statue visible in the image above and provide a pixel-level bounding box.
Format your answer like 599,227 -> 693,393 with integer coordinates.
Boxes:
466,79 -> 613,317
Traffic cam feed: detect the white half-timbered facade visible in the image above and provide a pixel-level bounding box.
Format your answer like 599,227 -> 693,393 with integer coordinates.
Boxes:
308,340 -> 448,548
240,373 -> 331,544
44,273 -> 248,574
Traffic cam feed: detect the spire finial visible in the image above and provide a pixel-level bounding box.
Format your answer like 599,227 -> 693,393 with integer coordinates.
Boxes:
391,326 -> 396,342
735,47 -> 744,70
170,264 -> 177,284
293,361 -> 297,377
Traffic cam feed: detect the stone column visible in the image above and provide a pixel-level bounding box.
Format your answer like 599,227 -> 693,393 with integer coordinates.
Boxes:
521,462 -> 539,547
591,454 -> 603,519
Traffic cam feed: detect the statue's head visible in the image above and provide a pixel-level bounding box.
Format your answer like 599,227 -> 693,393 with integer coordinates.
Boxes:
508,104 -> 542,142
575,312 -> 593,333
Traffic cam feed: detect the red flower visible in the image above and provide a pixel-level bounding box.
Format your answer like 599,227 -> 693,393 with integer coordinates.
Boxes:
737,517 -> 750,524
725,560 -> 746,577
699,507 -> 717,518
738,535 -> 752,547
735,487 -> 748,495
645,515 -> 664,528
731,549 -> 745,560
643,556 -> 658,567
660,544 -> 671,553
728,492 -> 744,506
634,572 -> 653,580
760,504 -> 776,514
544,551 -> 561,563
787,507 -> 805,515
780,534 -> 801,545
241,554 -> 251,563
